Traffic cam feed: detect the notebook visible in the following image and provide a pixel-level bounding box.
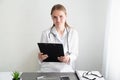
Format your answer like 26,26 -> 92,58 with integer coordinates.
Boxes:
37,43 -> 64,62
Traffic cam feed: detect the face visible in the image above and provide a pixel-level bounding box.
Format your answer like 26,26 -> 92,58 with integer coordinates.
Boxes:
51,10 -> 67,27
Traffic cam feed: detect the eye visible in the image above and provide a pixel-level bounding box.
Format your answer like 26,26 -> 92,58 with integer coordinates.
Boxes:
53,16 -> 57,19
60,15 -> 63,18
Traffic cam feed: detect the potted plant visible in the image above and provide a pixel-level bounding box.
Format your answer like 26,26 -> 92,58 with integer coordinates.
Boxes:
12,71 -> 21,80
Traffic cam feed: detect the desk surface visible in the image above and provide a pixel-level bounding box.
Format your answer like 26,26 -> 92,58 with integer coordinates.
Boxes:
0,71 -> 105,80
21,72 -> 78,80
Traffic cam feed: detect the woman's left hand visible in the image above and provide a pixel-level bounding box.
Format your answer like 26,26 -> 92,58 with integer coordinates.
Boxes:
58,55 -> 70,63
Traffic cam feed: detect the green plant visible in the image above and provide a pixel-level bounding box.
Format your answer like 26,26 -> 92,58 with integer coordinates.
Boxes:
12,71 -> 20,80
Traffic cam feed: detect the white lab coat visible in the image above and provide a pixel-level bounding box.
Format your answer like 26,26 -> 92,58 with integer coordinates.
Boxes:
38,27 -> 79,72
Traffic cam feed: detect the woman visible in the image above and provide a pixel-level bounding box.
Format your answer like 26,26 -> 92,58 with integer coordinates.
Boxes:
38,4 -> 79,72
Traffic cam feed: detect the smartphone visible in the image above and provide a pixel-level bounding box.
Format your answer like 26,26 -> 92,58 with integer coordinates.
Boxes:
60,76 -> 70,80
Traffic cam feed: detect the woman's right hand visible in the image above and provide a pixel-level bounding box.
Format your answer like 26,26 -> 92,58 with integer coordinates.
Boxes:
38,52 -> 48,61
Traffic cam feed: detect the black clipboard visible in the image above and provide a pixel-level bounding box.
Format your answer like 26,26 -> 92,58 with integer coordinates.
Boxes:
37,43 -> 64,62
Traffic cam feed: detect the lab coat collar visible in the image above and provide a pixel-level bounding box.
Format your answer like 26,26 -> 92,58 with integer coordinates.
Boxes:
51,26 -> 68,39
51,27 -> 58,36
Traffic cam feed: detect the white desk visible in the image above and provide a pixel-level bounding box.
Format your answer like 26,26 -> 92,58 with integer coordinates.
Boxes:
0,72 -> 12,80
0,72 -> 22,80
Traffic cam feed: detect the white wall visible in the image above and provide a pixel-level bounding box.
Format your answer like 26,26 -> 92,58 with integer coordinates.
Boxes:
103,0 -> 120,79
0,0 -> 108,72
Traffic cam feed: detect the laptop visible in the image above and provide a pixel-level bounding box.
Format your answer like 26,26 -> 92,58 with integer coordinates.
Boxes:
37,43 -> 64,62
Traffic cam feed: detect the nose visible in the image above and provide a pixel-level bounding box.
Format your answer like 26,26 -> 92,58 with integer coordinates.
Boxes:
56,17 -> 60,22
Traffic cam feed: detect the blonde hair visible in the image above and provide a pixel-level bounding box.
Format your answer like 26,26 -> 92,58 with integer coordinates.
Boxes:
51,4 -> 70,28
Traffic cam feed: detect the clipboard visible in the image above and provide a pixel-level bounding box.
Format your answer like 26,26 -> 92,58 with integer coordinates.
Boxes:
37,43 -> 64,62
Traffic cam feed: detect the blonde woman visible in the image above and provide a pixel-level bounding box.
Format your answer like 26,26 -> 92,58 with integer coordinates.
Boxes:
38,4 -> 79,72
